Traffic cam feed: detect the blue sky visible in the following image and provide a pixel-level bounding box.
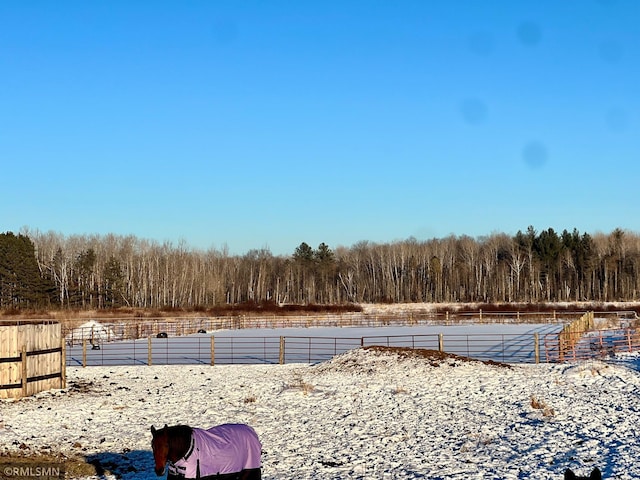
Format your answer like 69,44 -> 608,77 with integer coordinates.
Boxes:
1,1 -> 638,255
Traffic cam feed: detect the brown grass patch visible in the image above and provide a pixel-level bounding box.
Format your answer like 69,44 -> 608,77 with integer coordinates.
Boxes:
530,395 -> 555,417
0,452 -> 97,478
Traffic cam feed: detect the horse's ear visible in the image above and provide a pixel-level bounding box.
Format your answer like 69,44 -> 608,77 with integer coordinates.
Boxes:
151,425 -> 157,435
565,469 -> 576,480
591,468 -> 602,480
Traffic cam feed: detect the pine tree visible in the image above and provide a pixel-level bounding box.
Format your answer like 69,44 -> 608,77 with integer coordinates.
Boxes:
0,232 -> 55,307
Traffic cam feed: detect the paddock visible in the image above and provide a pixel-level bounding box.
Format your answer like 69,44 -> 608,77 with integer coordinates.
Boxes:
65,323 -> 563,366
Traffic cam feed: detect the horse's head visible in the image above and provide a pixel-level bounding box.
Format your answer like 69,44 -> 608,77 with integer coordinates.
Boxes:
151,425 -> 169,476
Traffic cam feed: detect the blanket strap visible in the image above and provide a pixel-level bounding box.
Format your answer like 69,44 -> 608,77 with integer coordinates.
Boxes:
183,434 -> 196,462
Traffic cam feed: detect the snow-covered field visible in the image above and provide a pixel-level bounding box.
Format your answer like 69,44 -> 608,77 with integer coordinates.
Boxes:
2,347 -> 640,479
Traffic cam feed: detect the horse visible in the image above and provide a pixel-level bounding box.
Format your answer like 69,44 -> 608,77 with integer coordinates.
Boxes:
151,424 -> 261,480
564,467 -> 602,480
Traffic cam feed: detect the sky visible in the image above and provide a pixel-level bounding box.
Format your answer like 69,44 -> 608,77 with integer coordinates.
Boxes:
1,1 -> 638,256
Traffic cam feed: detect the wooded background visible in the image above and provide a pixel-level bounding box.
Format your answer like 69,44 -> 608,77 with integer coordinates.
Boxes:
1,226 -> 638,309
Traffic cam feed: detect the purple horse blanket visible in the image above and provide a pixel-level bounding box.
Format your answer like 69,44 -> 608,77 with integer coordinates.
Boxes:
168,424 -> 261,478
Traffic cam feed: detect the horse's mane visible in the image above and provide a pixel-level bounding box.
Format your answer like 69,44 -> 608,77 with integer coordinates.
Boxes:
166,425 -> 194,461
167,425 -> 193,437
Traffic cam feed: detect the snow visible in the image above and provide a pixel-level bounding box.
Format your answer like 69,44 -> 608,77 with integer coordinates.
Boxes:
65,320 -> 118,346
2,346 -> 640,479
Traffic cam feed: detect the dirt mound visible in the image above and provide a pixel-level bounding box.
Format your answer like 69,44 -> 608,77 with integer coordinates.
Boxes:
362,345 -> 512,368
313,346 -> 511,375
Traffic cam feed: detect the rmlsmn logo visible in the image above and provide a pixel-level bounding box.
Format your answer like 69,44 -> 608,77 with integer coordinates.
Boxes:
1,464 -> 64,480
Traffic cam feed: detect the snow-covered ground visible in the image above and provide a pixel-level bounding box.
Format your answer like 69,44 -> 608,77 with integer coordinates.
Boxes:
2,347 -> 640,479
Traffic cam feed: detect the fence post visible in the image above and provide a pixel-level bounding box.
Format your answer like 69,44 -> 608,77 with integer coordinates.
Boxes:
279,336 -> 285,365
479,309 -> 482,322
534,332 -> 540,364
21,346 -> 28,397
210,336 -> 215,366
82,339 -> 87,367
148,336 -> 153,366
60,341 -> 67,389
438,333 -> 444,352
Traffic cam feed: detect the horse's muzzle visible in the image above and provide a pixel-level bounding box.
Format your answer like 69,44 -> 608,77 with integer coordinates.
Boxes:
155,466 -> 166,476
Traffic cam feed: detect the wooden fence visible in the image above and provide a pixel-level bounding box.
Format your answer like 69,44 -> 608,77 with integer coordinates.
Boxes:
0,321 -> 66,399
556,311 -> 595,362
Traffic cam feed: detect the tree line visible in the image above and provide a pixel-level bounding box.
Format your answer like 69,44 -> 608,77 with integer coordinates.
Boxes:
1,226 -> 639,310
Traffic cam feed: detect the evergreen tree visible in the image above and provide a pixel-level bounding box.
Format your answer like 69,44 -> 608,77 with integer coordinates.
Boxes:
0,232 -> 55,307
103,256 -> 125,307
315,243 -> 334,263
293,242 -> 314,264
